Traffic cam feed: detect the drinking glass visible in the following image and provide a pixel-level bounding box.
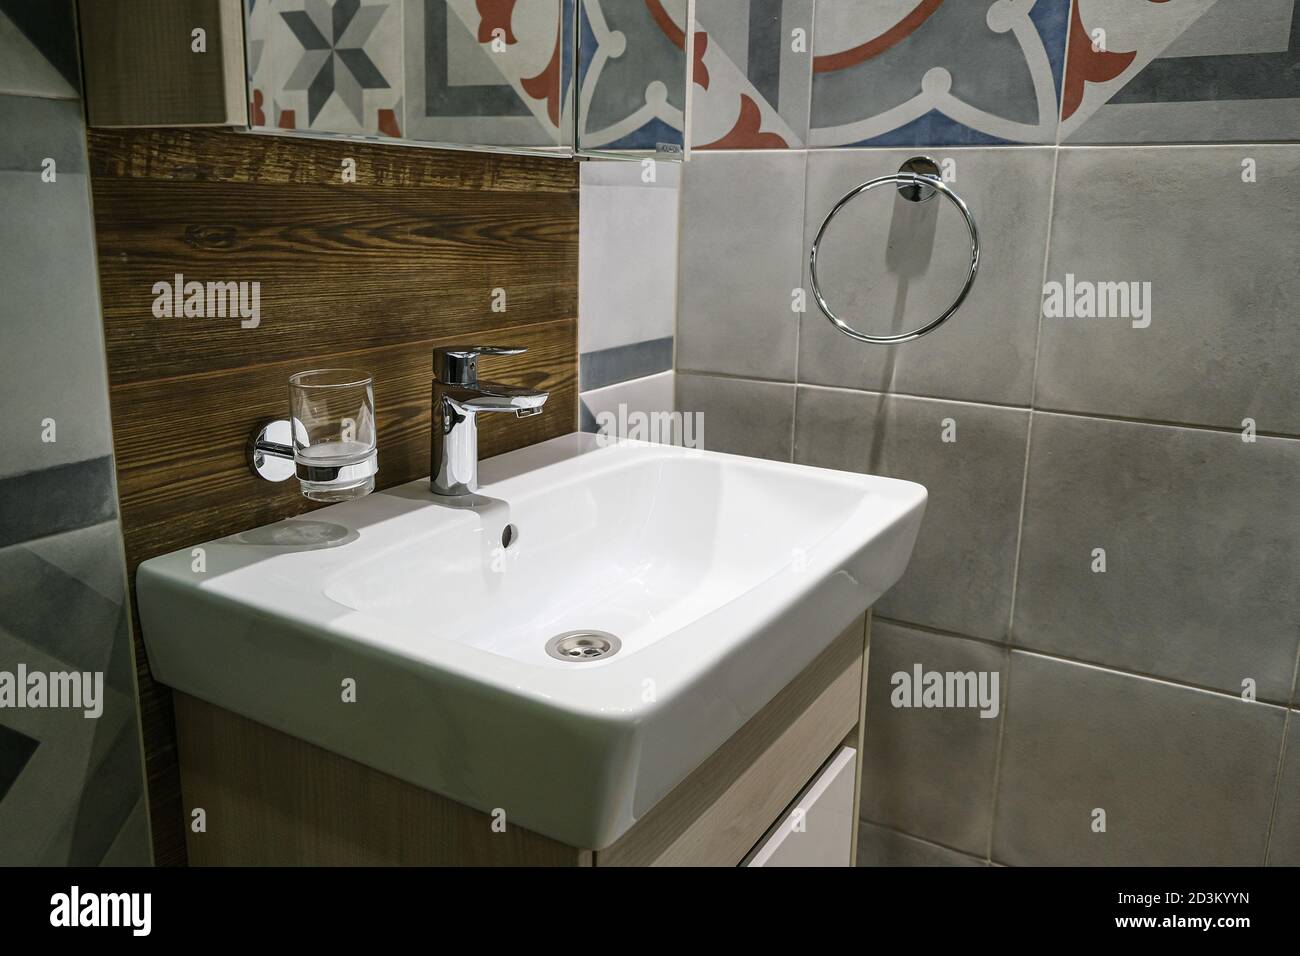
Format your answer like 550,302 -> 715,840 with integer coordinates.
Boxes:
288,369 -> 377,502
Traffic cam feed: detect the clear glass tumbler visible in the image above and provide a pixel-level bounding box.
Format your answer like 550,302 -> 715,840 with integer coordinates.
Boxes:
288,369 -> 378,502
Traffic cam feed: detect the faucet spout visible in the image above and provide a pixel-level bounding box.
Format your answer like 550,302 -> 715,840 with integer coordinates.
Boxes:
444,381 -> 549,415
430,346 -> 548,497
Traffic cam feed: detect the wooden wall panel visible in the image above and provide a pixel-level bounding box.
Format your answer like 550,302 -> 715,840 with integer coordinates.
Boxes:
87,128 -> 579,866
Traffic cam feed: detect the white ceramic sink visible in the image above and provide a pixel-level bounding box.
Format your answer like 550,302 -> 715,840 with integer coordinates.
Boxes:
137,433 -> 926,849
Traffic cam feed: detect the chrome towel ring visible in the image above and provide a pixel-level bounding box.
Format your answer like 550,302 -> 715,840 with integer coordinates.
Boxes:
809,157 -> 980,345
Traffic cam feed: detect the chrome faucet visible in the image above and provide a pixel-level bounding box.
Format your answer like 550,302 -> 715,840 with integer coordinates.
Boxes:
431,345 -> 548,496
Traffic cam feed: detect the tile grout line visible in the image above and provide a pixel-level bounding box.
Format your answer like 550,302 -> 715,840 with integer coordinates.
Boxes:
790,148 -> 810,461
859,818 -> 989,866
984,640 -> 1013,862
1261,640 -> 1300,865
680,369 -> 1300,443
877,612 -> 1300,709
1004,142 -> 1060,633
983,133 -> 1058,861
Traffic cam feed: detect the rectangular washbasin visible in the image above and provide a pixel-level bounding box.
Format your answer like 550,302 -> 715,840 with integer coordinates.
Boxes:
137,433 -> 926,849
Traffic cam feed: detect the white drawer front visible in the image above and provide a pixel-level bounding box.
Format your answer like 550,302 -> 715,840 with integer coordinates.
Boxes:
746,746 -> 856,867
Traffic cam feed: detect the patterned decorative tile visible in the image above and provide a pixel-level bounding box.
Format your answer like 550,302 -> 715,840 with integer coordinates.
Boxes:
691,0 -> 814,148
0,724 -> 39,804
98,798 -> 151,866
0,460 -> 117,549
247,0 -> 404,137
404,0 -> 570,148
68,702 -> 150,866
1061,0 -> 1300,143
0,628 -> 134,865
0,534 -> 128,678
579,0 -> 689,150
0,1 -> 79,98
809,0 -> 1071,146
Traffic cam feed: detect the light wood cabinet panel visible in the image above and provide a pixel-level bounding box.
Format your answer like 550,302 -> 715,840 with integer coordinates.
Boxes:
175,693 -> 591,866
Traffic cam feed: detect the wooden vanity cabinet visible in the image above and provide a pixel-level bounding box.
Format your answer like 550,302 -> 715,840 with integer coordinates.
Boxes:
173,614 -> 871,867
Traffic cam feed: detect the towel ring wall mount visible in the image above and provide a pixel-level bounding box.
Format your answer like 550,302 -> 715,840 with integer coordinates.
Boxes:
809,156 -> 981,345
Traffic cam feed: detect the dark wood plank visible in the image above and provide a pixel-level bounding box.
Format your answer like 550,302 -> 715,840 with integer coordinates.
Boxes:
87,127 -> 579,191
88,128 -> 578,866
90,166 -> 578,384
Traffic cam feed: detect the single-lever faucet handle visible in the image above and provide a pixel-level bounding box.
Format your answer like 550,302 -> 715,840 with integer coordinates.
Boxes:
433,345 -> 527,387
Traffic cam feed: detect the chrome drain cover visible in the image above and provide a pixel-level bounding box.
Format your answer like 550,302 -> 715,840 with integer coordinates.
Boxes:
545,630 -> 621,662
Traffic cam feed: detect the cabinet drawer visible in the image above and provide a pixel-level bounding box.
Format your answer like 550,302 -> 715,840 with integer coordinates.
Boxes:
745,746 -> 857,867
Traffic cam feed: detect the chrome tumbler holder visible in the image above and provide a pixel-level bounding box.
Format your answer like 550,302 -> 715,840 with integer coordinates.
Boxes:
247,369 -> 379,501
248,418 -> 296,482
247,418 -> 379,487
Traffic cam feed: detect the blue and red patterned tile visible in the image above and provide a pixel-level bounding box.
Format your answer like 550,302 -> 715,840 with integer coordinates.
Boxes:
1061,0 -> 1300,143
578,0 -> 690,151
690,0 -> 815,149
247,0 -> 404,137
808,0 -> 1072,147
406,0 -> 570,148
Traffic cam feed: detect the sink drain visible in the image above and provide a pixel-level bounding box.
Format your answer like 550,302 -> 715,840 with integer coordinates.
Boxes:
545,630 -> 621,662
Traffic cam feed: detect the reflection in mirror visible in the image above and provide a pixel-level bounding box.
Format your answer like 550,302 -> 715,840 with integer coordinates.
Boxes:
244,0 -> 574,156
576,0 -> 692,158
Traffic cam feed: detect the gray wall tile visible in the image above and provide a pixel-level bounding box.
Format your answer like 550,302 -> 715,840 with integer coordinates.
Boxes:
676,150 -> 805,380
994,651 -> 1286,866
1269,713 -> 1300,866
857,821 -> 986,868
675,372 -> 794,461
800,147 -> 1052,406
859,620 -> 1005,855
579,160 -> 679,359
794,387 -> 1029,640
0,167 -> 115,480
1037,146 -> 1300,434
1014,413 -> 1300,701
0,94 -> 86,171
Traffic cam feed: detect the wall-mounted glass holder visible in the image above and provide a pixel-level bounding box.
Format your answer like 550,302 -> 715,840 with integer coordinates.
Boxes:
248,369 -> 379,502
